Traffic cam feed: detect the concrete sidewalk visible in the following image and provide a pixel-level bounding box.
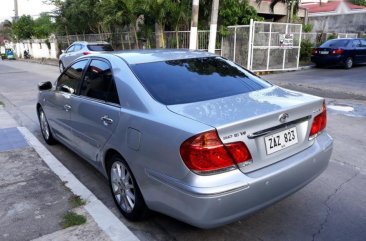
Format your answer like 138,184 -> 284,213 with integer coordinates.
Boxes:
0,106 -> 138,241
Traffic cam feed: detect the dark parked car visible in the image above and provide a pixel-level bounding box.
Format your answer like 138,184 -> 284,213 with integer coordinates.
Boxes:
311,38 -> 366,69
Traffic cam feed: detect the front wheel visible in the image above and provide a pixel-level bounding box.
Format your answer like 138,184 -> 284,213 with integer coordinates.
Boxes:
344,57 -> 353,69
38,107 -> 57,145
108,155 -> 149,221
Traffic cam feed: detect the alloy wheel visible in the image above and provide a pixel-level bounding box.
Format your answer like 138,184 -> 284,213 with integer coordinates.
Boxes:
40,110 -> 50,140
110,161 -> 136,213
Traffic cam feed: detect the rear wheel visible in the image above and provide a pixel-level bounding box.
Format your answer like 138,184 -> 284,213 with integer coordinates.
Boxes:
344,57 -> 353,69
38,107 -> 57,145
108,155 -> 149,221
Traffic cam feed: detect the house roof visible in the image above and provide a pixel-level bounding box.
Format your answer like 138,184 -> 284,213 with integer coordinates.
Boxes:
301,0 -> 366,13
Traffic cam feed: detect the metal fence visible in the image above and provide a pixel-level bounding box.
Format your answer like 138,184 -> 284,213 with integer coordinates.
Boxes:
56,30 -> 222,54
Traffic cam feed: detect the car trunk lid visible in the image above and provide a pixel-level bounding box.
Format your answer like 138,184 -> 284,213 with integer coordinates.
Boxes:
168,86 -> 324,173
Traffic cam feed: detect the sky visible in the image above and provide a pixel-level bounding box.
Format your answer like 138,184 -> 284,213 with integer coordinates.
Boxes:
0,0 -> 56,22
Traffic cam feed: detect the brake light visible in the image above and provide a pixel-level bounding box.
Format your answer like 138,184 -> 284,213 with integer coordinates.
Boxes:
180,130 -> 252,174
331,49 -> 344,55
309,101 -> 327,139
83,51 -> 91,55
311,48 -> 318,55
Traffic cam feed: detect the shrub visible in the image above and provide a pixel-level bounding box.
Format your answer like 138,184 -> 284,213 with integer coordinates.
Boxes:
300,39 -> 314,62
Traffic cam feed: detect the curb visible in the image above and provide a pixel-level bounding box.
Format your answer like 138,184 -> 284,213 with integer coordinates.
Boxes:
255,65 -> 314,76
17,58 -> 58,67
18,127 -> 140,241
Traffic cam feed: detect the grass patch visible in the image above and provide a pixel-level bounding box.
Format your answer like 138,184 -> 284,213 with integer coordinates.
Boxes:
61,211 -> 86,229
69,195 -> 86,208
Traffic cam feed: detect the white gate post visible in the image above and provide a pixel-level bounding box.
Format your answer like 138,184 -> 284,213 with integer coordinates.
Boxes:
297,24 -> 303,69
247,19 -> 254,70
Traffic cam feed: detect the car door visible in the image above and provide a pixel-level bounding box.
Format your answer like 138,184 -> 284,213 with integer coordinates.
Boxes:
69,58 -> 120,164
72,44 -> 84,62
359,39 -> 366,63
45,60 -> 88,147
63,45 -> 76,67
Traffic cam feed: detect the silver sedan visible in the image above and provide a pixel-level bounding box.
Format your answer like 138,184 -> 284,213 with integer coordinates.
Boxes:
37,50 -> 333,228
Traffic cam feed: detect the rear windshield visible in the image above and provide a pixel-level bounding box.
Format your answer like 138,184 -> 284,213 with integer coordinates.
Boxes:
87,44 -> 114,51
320,39 -> 349,48
131,57 -> 271,105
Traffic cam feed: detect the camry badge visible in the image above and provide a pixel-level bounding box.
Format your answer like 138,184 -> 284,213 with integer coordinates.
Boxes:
279,113 -> 289,123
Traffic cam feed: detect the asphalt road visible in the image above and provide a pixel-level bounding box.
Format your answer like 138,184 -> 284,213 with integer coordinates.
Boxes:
0,59 -> 365,241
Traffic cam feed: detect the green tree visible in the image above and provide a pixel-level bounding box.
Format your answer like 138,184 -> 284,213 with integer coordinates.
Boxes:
33,13 -> 55,38
0,20 -> 13,40
350,0 -> 366,6
199,0 -> 262,35
12,15 -> 34,40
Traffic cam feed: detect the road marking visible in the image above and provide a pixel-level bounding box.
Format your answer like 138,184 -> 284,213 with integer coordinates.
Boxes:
18,127 -> 140,241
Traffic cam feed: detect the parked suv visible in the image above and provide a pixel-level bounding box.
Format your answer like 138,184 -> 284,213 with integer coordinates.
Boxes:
58,41 -> 114,72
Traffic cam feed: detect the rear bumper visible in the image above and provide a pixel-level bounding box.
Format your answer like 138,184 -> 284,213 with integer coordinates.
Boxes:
145,132 -> 333,228
311,55 -> 345,66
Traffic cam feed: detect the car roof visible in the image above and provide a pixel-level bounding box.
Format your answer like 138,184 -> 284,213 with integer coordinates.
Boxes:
111,49 -> 216,65
71,41 -> 110,45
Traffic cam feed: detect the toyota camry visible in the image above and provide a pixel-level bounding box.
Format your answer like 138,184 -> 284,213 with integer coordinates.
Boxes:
37,50 -> 333,228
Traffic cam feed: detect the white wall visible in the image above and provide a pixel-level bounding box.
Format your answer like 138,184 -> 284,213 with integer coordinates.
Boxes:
11,39 -> 58,59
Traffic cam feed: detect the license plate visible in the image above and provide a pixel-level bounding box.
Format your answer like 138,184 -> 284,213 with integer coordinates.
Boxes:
264,127 -> 298,155
320,51 -> 329,54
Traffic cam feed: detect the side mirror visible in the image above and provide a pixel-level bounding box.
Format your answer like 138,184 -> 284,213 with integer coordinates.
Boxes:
38,81 -> 53,91
61,50 -> 65,53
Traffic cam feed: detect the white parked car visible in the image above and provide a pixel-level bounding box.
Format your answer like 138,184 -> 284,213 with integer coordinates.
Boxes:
58,41 -> 114,72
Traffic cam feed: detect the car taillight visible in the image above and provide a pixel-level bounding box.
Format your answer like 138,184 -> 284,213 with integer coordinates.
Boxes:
311,48 -> 318,55
180,130 -> 252,174
331,49 -> 344,55
309,101 -> 327,140
83,51 -> 91,55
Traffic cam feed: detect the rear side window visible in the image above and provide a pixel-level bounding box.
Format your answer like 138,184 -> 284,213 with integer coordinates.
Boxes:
57,60 -> 88,94
87,44 -> 114,51
66,45 -> 75,53
320,39 -> 349,48
361,39 -> 366,47
131,57 -> 270,105
351,40 -> 361,47
80,59 -> 120,104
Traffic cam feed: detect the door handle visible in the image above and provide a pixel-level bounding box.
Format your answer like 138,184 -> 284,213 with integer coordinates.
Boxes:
64,104 -> 71,111
101,115 -> 113,126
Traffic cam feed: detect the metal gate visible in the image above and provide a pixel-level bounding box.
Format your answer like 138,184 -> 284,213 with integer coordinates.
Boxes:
222,20 -> 302,72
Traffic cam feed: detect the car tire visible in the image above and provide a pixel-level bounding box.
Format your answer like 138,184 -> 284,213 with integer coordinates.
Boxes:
344,57 -> 353,69
108,155 -> 149,221
59,61 -> 64,73
38,107 -> 57,145
315,63 -> 323,68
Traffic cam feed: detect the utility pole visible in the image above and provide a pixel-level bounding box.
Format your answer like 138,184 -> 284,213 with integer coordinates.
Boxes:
189,0 -> 199,50
208,0 -> 219,53
13,0 -> 19,21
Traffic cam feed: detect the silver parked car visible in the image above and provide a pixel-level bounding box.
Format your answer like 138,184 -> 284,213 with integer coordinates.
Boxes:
58,41 -> 114,72
37,50 -> 333,228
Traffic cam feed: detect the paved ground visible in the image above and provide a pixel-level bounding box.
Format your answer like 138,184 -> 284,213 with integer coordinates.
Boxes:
0,59 -> 365,241
0,107 -> 114,241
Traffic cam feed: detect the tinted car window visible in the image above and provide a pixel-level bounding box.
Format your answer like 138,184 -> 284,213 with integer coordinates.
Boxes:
352,40 -> 361,47
80,60 -> 119,104
57,60 -> 88,94
361,39 -> 366,47
131,57 -> 270,105
320,39 -> 349,48
87,44 -> 114,51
